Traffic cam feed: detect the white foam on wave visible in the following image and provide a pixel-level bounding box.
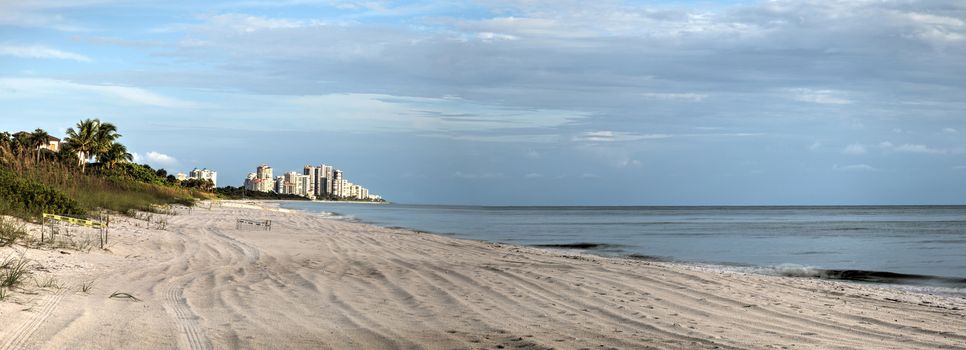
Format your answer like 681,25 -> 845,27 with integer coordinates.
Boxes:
710,263 -> 826,278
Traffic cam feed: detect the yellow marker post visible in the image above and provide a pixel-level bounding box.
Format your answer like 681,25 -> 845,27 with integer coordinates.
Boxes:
41,213 -> 109,248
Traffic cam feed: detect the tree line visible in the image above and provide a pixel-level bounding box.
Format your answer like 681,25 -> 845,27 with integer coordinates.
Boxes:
0,118 -> 208,191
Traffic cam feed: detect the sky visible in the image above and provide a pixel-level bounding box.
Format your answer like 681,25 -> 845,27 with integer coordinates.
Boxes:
1,0 -> 965,205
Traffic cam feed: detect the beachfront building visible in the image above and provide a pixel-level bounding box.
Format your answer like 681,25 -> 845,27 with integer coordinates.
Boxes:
242,163 -> 381,200
321,164 -> 333,196
299,175 -> 313,198
255,165 -> 274,192
274,176 -> 285,193
332,170 -> 344,197
12,132 -> 62,152
43,135 -> 62,152
304,165 -> 319,197
189,168 -> 218,187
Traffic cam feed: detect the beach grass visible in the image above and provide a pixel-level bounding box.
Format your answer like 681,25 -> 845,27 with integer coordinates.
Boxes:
0,216 -> 27,247
0,252 -> 31,289
80,280 -> 95,293
0,158 -> 208,221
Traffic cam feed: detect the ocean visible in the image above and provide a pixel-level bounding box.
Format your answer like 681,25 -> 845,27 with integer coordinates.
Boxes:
281,202 -> 966,289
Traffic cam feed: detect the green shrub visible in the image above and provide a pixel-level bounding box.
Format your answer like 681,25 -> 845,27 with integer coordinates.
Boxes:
0,167 -> 83,217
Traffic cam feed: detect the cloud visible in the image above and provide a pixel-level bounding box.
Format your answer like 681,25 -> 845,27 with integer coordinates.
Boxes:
834,164 -> 878,172
893,143 -> 947,155
289,93 -> 587,133
0,2 -> 95,32
809,141 -> 822,150
786,88 -> 852,105
842,143 -> 867,155
0,78 -> 199,108
619,159 -> 642,168
640,92 -> 707,102
134,151 -> 178,168
0,45 -> 92,62
477,32 -> 519,42
524,173 -> 543,179
942,128 -> 959,134
573,131 -> 671,142
201,13 -> 317,33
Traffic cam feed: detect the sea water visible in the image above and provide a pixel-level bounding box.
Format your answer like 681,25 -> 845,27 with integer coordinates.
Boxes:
281,203 -> 966,287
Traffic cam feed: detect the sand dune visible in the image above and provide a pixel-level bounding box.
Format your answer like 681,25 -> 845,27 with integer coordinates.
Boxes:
1,202 -> 964,349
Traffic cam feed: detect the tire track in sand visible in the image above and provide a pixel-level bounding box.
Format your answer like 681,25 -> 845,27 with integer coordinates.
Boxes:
0,288 -> 68,350
163,282 -> 212,350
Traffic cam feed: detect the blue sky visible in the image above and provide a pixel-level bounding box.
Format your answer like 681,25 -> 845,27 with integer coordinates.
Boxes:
2,0 -> 965,205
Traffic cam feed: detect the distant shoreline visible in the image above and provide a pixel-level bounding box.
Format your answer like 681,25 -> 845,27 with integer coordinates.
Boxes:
311,199 -> 388,204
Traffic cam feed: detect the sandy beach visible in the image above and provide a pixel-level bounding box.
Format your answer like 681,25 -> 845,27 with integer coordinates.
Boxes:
1,201 -> 964,350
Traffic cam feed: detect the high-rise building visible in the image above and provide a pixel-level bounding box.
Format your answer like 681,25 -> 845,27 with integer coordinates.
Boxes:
304,165 -> 320,198
283,171 -> 298,195
274,176 -> 285,193
331,170 -> 344,197
298,175 -> 313,199
255,165 -> 274,192
189,168 -> 218,187
319,164 -> 334,197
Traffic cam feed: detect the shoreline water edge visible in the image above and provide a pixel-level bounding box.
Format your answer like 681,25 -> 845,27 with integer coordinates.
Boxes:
1,200 -> 965,349
279,201 -> 966,294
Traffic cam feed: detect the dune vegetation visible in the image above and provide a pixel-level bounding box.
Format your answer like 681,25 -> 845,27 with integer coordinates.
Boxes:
0,119 -> 213,221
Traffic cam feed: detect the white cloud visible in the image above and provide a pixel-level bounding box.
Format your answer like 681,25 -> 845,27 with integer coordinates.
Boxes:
893,143 -> 946,155
879,141 -> 894,149
526,149 -> 541,158
573,131 -> 671,142
290,93 -> 586,132
0,45 -> 92,62
809,141 -> 822,150
842,143 -> 866,155
202,13 -> 314,33
640,92 -> 707,102
134,151 -> 178,167
0,78 -> 199,108
524,173 -> 543,179
786,88 -> 851,105
942,128 -> 959,134
834,164 -> 878,172
619,159 -> 642,168
953,166 -> 966,170
477,32 -> 518,42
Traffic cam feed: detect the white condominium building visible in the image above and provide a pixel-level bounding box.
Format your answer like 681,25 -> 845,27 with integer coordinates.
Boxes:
189,168 -> 218,187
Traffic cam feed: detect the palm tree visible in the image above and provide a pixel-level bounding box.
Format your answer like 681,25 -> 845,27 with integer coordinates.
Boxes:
93,121 -> 121,162
11,132 -> 31,159
30,128 -> 50,163
64,119 -> 100,173
100,142 -> 132,169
